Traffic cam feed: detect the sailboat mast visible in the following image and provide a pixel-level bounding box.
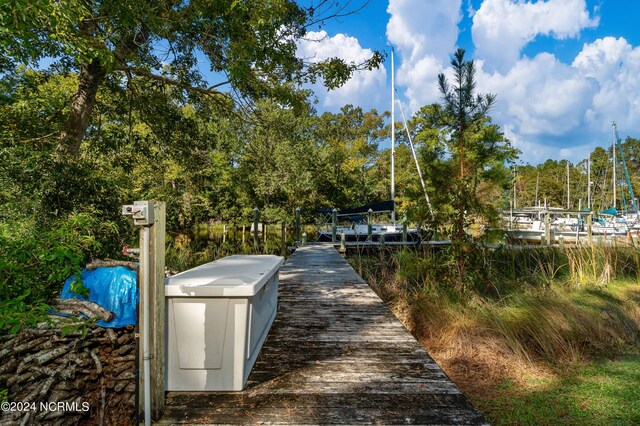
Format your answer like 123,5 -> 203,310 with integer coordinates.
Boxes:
535,172 -> 539,207
513,165 -> 516,209
587,155 -> 591,210
613,122 -> 617,209
397,94 -> 434,216
390,49 -> 396,224
567,161 -> 570,209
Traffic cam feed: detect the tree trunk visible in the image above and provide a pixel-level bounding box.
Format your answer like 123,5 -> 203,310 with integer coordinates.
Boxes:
456,124 -> 467,289
56,59 -> 106,160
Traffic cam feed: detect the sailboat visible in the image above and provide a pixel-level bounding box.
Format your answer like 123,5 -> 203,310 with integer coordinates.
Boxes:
317,49 -> 426,243
592,122 -> 637,235
503,165 -> 589,243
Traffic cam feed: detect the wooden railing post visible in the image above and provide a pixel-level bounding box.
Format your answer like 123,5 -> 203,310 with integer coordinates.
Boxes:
295,207 -> 301,243
253,207 -> 259,249
150,201 -> 165,421
136,201 -> 166,422
545,212 -> 551,246
281,224 -> 286,257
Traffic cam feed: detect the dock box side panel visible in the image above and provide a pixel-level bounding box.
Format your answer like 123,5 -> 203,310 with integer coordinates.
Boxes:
247,276 -> 279,362
171,298 -> 229,370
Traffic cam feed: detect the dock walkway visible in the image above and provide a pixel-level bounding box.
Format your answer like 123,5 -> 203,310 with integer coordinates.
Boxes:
160,245 -> 485,424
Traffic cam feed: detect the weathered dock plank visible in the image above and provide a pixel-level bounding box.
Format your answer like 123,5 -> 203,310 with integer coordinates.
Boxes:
160,244 -> 486,425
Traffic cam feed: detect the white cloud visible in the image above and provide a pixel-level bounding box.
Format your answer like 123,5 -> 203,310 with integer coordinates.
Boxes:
296,30 -> 387,111
387,0 -> 462,63
573,37 -> 640,131
477,53 -> 597,137
473,35 -> 640,164
297,2 -> 640,166
503,124 -> 598,166
472,0 -> 598,72
386,0 -> 462,110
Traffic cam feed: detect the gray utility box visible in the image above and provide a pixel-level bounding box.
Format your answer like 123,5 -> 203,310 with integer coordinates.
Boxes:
165,255 -> 284,391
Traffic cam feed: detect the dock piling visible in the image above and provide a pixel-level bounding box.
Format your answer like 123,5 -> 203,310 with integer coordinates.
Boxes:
332,208 -> 337,243
295,207 -> 301,243
253,207 -> 260,249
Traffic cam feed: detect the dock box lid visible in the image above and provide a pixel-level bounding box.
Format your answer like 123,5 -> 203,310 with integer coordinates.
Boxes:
165,255 -> 284,297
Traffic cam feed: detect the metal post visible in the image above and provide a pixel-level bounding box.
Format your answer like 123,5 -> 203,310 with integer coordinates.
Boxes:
367,208 -> 373,239
295,207 -> 301,243
332,208 -> 337,243
340,232 -> 346,252
391,49 -> 396,224
302,232 -> 307,246
613,122 -> 617,209
142,226 -> 151,426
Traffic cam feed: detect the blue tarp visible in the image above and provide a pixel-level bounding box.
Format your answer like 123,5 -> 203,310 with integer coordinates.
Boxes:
61,266 -> 138,328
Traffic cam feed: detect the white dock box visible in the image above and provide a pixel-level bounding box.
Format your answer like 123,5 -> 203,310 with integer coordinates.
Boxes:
165,255 -> 284,391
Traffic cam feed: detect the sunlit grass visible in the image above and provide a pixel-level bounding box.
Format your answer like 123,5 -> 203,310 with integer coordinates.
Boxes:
482,355 -> 640,425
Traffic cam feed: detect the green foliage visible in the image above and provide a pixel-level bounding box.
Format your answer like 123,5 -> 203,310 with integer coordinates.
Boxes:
1,0 -> 383,158
0,213 -> 116,303
68,274 -> 90,299
59,317 -> 97,338
0,290 -> 50,334
436,50 -> 516,229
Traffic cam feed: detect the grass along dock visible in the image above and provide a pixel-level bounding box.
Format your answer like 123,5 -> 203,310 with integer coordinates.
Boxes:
160,244 -> 485,424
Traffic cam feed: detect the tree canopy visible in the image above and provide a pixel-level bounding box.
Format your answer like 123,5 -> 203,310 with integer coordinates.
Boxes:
1,0 -> 383,158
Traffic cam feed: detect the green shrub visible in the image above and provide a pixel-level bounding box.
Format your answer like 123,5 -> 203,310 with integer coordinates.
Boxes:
0,212 -> 119,303
0,290 -> 50,334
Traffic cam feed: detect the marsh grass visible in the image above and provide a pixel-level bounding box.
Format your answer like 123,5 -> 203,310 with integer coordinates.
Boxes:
352,245 -> 640,363
349,245 -> 640,424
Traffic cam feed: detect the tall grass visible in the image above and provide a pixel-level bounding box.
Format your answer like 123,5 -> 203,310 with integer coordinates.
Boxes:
350,244 -> 640,367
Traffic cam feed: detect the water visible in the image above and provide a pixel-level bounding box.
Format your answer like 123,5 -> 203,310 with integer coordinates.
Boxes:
166,224 -> 317,272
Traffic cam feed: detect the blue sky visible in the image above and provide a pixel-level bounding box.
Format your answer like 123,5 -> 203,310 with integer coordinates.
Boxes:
297,0 -> 640,165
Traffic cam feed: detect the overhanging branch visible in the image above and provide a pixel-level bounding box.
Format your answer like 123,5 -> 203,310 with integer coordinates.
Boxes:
113,67 -> 231,99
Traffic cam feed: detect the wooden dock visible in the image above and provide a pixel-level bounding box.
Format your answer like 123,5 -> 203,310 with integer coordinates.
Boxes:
160,245 -> 486,424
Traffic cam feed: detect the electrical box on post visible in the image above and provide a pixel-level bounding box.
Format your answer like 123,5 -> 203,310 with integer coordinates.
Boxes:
122,200 -> 155,226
